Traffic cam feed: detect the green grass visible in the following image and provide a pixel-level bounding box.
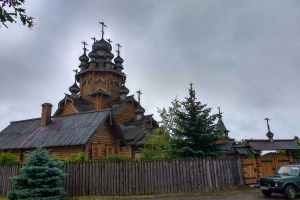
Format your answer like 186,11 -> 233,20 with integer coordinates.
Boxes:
1,186 -> 256,200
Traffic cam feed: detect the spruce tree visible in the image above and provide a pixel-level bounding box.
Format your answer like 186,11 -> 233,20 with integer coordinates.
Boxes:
170,83 -> 224,158
8,147 -> 66,200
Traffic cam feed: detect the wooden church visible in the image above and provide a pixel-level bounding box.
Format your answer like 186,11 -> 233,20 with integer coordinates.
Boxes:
0,22 -> 158,161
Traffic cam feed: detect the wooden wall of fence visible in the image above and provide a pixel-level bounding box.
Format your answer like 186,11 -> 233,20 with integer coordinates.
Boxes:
0,156 -> 243,197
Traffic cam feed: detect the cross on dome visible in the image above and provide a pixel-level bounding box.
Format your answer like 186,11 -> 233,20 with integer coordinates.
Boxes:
91,37 -> 97,43
136,90 -> 142,104
264,118 -> 271,131
82,41 -> 88,53
107,39 -> 112,44
116,43 -> 121,55
99,21 -> 107,39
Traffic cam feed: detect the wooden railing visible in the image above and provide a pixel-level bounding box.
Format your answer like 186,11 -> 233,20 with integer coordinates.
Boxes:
0,156 -> 243,196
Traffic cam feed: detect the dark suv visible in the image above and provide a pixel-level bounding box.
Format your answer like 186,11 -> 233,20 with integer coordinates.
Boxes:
256,165 -> 300,199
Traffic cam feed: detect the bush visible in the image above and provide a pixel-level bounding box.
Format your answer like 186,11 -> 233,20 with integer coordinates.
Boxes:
7,147 -> 66,200
66,152 -> 86,162
103,154 -> 130,162
0,151 -> 19,164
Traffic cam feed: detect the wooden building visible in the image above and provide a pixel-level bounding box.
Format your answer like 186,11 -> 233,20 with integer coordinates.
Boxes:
0,24 -> 158,160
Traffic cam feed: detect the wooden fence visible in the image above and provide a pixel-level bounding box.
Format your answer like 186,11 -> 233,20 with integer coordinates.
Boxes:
0,156 -> 243,197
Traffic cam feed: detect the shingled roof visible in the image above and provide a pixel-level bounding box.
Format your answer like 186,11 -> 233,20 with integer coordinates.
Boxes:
246,139 -> 300,150
0,110 -> 126,149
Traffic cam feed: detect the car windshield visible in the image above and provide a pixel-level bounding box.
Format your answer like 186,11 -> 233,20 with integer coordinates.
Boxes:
276,166 -> 299,176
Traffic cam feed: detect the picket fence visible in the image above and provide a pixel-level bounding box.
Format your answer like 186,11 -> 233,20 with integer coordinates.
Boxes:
0,156 -> 243,197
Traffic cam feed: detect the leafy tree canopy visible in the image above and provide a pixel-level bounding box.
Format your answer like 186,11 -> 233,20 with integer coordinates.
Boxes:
0,0 -> 34,28
8,147 -> 66,200
137,128 -> 171,161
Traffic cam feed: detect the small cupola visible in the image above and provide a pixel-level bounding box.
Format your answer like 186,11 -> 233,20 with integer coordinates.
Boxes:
114,43 -> 124,72
134,90 -> 144,120
69,70 -> 80,98
215,107 -> 230,138
134,103 -> 145,120
265,118 -> 274,142
79,41 -> 89,70
119,85 -> 129,100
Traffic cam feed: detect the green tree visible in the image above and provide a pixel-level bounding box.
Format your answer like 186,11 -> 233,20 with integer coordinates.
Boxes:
157,97 -> 181,136
169,83 -> 224,158
8,147 -> 66,200
0,0 -> 34,28
138,128 -> 171,161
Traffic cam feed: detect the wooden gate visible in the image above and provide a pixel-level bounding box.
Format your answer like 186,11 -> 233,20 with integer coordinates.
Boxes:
241,158 -> 257,184
261,153 -> 290,176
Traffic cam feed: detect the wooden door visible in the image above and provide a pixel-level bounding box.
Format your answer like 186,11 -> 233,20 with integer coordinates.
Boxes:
261,153 -> 276,176
261,153 -> 290,177
274,153 -> 290,170
241,158 -> 258,184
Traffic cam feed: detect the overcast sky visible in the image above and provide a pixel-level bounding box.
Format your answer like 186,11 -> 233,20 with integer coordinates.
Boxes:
0,0 -> 300,141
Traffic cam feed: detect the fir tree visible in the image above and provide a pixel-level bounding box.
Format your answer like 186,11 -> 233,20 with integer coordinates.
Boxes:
170,83 -> 224,158
8,147 -> 66,200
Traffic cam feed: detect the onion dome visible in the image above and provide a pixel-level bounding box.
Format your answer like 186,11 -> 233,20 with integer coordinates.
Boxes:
104,52 -> 114,64
104,52 -> 114,59
114,55 -> 124,71
69,81 -> 80,98
92,38 -> 112,52
114,55 -> 124,64
88,50 -> 98,59
120,85 -> 129,95
79,52 -> 89,66
134,104 -> 145,115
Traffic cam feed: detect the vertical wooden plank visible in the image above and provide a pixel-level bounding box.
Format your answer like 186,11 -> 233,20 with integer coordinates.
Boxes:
206,159 -> 212,191
143,161 -> 147,195
168,160 -> 173,194
157,160 -> 161,194
195,158 -> 201,192
119,161 -> 124,196
213,159 -> 219,191
172,160 -> 178,193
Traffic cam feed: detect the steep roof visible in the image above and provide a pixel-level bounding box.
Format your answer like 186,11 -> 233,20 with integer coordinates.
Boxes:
246,139 -> 300,150
216,118 -> 229,132
0,110 -> 126,149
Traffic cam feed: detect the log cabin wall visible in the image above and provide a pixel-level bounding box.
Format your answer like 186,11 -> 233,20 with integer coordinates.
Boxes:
119,145 -> 132,158
87,119 -> 121,159
115,102 -> 137,124
20,146 -> 84,162
59,100 -> 76,115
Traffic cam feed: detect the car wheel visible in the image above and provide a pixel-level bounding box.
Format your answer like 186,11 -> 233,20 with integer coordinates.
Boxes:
261,190 -> 272,196
284,185 -> 296,199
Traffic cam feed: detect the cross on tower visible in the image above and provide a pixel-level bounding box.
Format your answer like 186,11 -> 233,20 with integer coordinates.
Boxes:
264,118 -> 271,131
99,21 -> 107,39
116,43 -> 121,56
107,39 -> 112,44
82,41 -> 88,53
136,90 -> 142,104
91,37 -> 97,43
218,107 -> 221,115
